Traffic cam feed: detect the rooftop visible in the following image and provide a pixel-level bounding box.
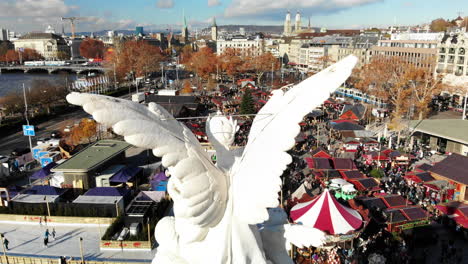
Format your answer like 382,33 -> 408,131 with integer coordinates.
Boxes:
51,140 -> 132,173
408,119 -> 468,145
429,154 -> 468,185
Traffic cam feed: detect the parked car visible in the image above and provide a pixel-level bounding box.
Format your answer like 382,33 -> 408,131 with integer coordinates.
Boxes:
36,137 -> 51,145
11,148 -> 30,157
50,130 -> 62,139
63,125 -> 72,133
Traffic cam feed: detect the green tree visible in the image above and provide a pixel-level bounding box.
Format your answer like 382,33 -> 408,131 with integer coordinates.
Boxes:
240,88 -> 255,115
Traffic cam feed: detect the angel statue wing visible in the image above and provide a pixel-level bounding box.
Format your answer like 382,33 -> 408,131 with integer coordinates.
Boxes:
66,93 -> 228,242
232,55 -> 358,224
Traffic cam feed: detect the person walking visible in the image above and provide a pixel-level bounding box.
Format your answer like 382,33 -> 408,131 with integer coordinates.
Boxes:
2,235 -> 9,250
52,228 -> 56,240
44,229 -> 50,248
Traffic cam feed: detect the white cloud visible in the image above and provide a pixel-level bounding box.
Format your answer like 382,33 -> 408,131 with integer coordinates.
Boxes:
208,0 -> 221,7
0,0 -> 70,17
157,0 -> 174,9
224,0 -> 381,18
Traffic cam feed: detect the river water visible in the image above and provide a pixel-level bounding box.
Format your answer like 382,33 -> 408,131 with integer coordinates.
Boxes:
0,73 -> 78,97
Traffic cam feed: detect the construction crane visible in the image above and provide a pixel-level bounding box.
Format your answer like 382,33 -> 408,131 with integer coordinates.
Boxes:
61,17 -> 82,38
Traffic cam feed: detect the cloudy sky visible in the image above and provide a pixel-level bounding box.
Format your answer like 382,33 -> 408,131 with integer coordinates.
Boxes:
0,0 -> 467,33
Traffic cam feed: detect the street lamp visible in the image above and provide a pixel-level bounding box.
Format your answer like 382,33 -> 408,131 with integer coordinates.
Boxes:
78,237 -> 85,264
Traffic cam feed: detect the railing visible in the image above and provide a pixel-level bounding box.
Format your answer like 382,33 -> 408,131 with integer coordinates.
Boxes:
0,255 -> 151,264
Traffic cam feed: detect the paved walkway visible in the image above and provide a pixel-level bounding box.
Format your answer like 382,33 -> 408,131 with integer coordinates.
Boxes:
0,223 -> 155,262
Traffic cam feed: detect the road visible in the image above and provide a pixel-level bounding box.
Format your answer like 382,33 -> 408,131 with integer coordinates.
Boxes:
0,94 -> 132,156
0,223 -> 154,262
0,109 -> 88,156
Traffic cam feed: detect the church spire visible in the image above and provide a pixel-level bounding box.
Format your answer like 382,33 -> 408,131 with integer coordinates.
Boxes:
212,17 -> 217,27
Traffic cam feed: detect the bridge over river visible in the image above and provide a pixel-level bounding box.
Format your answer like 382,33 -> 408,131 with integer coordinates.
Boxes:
0,65 -> 106,74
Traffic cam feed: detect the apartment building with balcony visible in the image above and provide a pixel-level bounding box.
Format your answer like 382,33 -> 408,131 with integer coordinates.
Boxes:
436,31 -> 468,77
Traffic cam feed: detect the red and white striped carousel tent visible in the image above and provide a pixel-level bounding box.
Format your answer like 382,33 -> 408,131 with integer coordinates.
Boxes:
290,189 -> 363,235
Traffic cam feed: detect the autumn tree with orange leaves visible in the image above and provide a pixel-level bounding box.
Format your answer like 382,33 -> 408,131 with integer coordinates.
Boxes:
180,80 -> 193,94
80,38 -> 105,59
1,48 -> 43,62
244,52 -> 280,84
184,47 -> 217,80
355,56 -> 411,121
356,55 -> 443,121
106,40 -> 165,80
70,118 -> 98,145
404,63 -> 443,120
218,48 -> 243,82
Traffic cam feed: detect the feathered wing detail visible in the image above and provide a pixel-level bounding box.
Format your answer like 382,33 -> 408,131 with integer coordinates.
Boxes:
284,224 -> 326,248
231,55 -> 358,224
66,93 -> 228,234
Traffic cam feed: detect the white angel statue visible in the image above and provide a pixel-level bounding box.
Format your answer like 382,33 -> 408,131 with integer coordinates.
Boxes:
67,55 -> 358,264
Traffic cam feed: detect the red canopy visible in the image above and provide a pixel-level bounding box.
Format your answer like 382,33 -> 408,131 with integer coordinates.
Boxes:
290,189 -> 362,235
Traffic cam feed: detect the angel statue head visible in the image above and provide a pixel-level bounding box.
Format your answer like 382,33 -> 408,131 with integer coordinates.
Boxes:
206,111 -> 239,150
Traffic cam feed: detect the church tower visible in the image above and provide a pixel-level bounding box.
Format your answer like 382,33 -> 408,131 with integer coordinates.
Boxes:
211,17 -> 218,41
283,11 -> 292,36
181,11 -> 189,43
295,12 -> 301,32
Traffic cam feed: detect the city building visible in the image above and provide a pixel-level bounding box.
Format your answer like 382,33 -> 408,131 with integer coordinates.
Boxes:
333,33 -> 380,67
45,25 -> 56,34
295,12 -> 302,32
67,38 -> 83,59
283,11 -> 292,36
239,27 -> 245,36
136,26 -> 144,36
435,30 -> 468,77
181,14 -> 189,44
51,140 -> 132,189
216,35 -> 265,56
13,32 -> 70,60
296,35 -> 353,72
0,28 -> 8,41
211,17 -> 218,41
408,119 -> 468,156
429,154 -> 468,202
371,32 -> 441,67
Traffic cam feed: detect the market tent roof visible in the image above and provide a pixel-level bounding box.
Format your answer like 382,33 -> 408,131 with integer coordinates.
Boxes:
305,157 -> 332,170
290,189 -> 362,235
341,170 -> 365,180
23,185 -> 66,196
30,162 -> 57,180
366,151 -> 389,161
332,158 -> 357,170
0,185 -> 24,199
357,197 -> 388,210
331,122 -> 364,131
381,195 -> 408,208
83,187 -> 130,197
416,163 -> 433,172
152,171 -> 168,182
429,154 -> 468,185
404,172 -> 435,183
310,148 -> 331,158
109,166 -> 142,183
152,181 -> 168,191
343,137 -> 360,144
136,191 -> 165,203
349,178 -> 380,191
